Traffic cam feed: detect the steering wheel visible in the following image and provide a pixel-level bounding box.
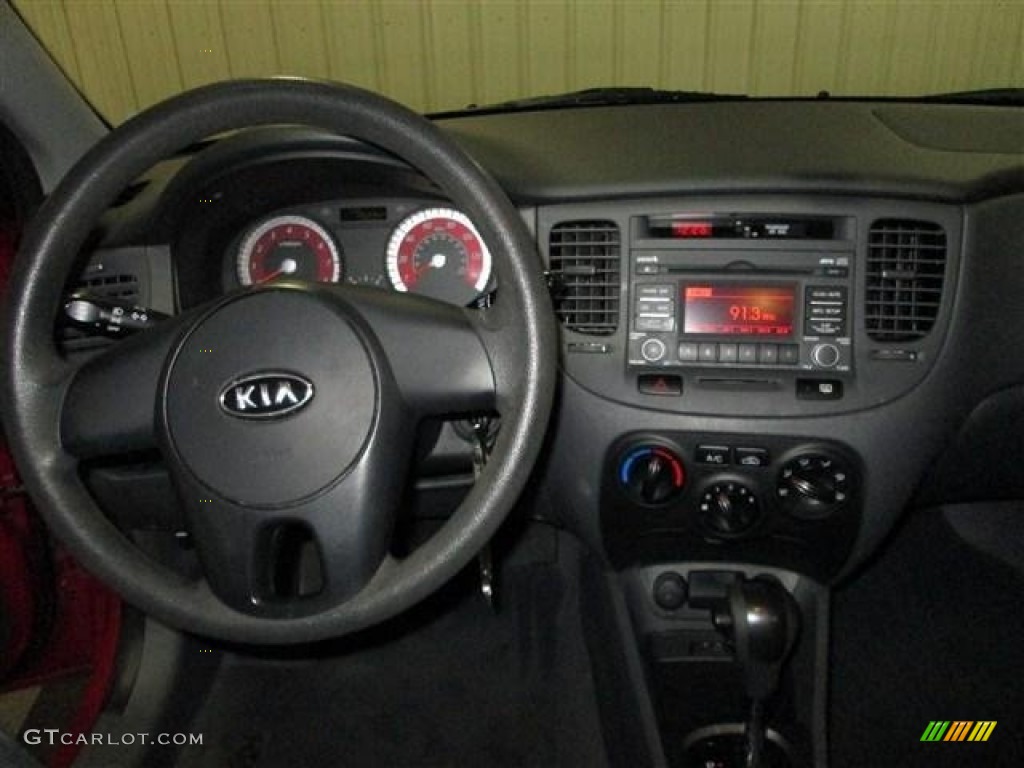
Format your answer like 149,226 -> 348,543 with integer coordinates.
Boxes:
0,80 -> 557,644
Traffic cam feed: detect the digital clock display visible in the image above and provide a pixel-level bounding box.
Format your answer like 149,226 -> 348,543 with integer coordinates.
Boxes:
682,283 -> 795,336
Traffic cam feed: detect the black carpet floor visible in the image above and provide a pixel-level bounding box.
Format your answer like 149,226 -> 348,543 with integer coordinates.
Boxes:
173,547 -> 608,768
830,504 -> 1024,767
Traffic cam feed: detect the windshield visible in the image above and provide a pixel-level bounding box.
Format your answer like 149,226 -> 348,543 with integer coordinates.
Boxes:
11,0 -> 1024,123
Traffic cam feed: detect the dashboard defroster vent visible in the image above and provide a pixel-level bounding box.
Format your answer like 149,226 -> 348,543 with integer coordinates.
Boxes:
865,220 -> 946,342
548,220 -> 621,335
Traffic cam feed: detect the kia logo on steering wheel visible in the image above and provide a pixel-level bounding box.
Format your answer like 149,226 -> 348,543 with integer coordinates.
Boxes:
218,372 -> 314,420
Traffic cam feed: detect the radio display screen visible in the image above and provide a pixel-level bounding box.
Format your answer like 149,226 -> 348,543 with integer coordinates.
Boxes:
682,283 -> 795,336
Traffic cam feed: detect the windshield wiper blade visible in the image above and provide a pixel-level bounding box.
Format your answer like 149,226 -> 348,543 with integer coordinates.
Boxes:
917,88 -> 1024,107
442,87 -> 747,116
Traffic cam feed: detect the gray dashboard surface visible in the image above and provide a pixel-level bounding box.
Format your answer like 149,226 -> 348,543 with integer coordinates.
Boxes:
438,101 -> 1024,203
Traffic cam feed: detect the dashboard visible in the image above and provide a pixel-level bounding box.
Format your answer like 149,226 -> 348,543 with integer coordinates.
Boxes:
75,101 -> 1024,587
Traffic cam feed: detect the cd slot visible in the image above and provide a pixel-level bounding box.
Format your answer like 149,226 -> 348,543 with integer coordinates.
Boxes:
659,265 -> 815,276
696,378 -> 782,392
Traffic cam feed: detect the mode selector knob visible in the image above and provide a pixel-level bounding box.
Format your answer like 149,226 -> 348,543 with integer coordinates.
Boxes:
777,453 -> 852,520
640,338 -> 667,363
812,343 -> 840,368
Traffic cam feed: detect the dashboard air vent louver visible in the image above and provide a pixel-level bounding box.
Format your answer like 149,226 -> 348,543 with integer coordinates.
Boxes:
548,220 -> 621,335
77,272 -> 140,303
865,219 -> 947,342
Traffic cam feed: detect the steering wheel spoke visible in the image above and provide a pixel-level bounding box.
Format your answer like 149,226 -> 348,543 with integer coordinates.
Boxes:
174,419 -> 407,614
335,285 -> 496,418
61,314 -> 186,459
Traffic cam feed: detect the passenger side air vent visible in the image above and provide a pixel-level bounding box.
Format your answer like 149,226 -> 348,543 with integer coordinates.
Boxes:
548,221 -> 621,335
865,220 -> 947,342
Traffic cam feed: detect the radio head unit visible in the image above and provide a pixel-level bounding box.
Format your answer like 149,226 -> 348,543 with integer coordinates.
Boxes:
628,253 -> 852,373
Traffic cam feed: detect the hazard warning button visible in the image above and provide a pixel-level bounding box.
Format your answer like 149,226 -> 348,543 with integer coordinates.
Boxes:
637,374 -> 683,397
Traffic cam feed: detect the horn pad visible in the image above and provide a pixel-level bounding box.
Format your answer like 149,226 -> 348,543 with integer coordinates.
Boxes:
163,289 -> 378,507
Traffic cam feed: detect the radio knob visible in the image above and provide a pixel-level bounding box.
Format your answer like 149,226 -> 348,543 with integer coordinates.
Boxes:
812,343 -> 840,368
640,338 -> 668,363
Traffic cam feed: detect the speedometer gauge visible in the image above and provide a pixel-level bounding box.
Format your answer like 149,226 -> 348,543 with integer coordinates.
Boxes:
385,207 -> 492,305
236,215 -> 341,286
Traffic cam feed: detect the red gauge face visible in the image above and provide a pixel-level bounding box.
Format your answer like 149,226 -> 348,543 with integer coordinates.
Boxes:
386,208 -> 492,306
237,216 -> 341,286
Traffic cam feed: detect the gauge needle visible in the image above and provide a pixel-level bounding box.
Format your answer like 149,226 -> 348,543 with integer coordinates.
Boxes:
414,254 -> 447,278
254,258 -> 298,284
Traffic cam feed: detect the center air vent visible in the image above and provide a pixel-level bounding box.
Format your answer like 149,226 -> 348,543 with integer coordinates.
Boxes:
548,220 -> 621,335
865,220 -> 947,342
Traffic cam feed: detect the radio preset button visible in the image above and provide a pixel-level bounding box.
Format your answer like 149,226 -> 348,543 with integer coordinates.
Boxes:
698,343 -> 718,362
678,342 -> 699,362
641,338 -> 668,363
758,344 -> 778,364
779,344 -> 800,365
738,344 -> 758,364
718,343 -> 738,363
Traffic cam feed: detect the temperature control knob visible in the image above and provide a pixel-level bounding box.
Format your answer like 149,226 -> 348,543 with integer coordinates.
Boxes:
619,445 -> 686,505
777,453 -> 852,519
699,480 -> 761,536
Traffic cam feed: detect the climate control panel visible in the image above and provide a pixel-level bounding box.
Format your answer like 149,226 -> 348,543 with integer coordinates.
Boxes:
603,432 -> 862,581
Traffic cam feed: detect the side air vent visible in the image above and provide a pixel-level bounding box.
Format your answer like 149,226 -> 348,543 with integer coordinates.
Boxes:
76,272 -> 140,303
865,220 -> 947,342
548,220 -> 621,335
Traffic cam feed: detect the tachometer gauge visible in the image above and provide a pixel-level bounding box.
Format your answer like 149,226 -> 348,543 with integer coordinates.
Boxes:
236,215 -> 341,286
385,207 -> 492,305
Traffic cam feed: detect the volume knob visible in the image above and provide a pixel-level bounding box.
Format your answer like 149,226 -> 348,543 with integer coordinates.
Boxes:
641,338 -> 667,363
812,343 -> 840,368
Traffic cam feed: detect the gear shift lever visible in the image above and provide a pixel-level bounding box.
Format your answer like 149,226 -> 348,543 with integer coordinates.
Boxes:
713,577 -> 800,768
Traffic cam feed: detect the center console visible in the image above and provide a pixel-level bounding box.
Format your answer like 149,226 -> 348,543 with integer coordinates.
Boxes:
539,196 -> 962,767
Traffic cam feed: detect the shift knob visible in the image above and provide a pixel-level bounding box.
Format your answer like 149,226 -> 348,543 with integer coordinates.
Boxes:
715,577 -> 800,701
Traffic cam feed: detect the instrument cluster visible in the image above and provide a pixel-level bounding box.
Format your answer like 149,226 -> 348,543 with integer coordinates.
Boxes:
226,198 -> 494,307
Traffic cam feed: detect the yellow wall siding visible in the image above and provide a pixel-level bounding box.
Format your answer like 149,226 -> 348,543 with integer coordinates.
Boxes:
11,0 -> 1024,124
